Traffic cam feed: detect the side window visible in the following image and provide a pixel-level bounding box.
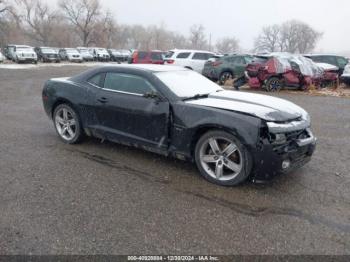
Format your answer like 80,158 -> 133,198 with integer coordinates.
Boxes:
244,56 -> 253,64
236,57 -> 245,64
151,52 -> 162,60
165,51 -> 174,58
336,57 -> 348,68
88,73 -> 104,87
192,53 -> 211,60
138,52 -> 148,59
176,52 -> 191,59
228,56 -> 237,63
310,56 -> 323,63
104,73 -> 155,95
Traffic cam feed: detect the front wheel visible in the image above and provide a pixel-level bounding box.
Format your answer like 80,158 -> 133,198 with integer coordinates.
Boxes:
265,77 -> 283,92
53,104 -> 84,144
195,130 -> 252,186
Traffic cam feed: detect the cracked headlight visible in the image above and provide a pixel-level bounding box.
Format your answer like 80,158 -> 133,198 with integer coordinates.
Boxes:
271,133 -> 287,145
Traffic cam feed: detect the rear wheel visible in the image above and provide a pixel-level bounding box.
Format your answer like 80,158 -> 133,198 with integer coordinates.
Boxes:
219,71 -> 233,85
195,130 -> 252,186
265,77 -> 283,92
53,104 -> 84,144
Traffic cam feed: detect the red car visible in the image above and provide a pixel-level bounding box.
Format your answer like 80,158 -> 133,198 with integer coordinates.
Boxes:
245,54 -> 338,91
128,50 -> 164,64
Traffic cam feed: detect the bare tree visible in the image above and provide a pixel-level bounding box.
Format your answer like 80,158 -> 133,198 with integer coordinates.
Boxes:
59,0 -> 101,46
254,24 -> 280,53
89,11 -> 117,47
279,20 -> 322,53
0,0 -> 9,14
215,37 -> 240,54
15,0 -> 60,45
169,32 -> 189,49
189,24 -> 207,50
254,20 -> 322,54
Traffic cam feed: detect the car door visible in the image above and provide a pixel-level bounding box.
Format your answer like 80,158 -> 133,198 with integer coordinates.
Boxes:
94,71 -> 170,151
232,56 -> 247,78
191,52 -> 213,73
173,52 -> 191,68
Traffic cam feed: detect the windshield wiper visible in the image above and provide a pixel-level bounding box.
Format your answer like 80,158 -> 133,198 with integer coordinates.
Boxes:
182,93 -> 210,101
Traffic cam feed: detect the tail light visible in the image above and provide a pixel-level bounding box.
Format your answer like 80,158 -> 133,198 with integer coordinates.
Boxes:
131,52 -> 138,63
212,61 -> 222,67
166,59 -> 174,64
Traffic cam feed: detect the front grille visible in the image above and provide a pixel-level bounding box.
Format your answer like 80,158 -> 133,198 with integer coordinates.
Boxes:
271,129 -> 310,155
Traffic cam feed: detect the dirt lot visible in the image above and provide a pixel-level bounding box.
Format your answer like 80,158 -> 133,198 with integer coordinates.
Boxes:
0,65 -> 350,255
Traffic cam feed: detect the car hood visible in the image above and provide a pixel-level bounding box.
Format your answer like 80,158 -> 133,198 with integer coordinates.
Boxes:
316,62 -> 338,71
186,90 -> 308,122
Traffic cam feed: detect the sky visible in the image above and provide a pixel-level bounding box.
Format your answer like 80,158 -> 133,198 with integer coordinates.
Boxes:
48,0 -> 350,54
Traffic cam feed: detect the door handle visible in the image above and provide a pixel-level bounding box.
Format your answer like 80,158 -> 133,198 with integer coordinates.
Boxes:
97,97 -> 108,103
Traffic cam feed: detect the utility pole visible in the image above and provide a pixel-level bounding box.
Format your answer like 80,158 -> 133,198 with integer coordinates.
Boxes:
208,33 -> 212,51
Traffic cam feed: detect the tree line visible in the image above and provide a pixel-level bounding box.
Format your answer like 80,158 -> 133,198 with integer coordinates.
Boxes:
0,0 -> 321,54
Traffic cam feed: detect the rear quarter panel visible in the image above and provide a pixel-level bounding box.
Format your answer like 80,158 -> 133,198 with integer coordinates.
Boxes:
42,78 -> 92,121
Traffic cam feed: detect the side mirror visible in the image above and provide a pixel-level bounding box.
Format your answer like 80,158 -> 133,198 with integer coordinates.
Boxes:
143,91 -> 161,101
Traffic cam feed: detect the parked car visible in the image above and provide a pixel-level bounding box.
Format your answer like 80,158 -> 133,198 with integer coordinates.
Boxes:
108,49 -> 131,62
128,50 -> 164,64
59,48 -> 83,63
304,54 -> 349,75
77,47 -> 94,61
89,48 -> 110,62
42,64 -> 316,186
202,54 -> 253,84
164,49 -> 215,73
0,50 -> 4,63
245,53 -> 338,91
341,64 -> 350,85
34,47 -> 60,63
52,48 -> 60,55
4,44 -> 37,64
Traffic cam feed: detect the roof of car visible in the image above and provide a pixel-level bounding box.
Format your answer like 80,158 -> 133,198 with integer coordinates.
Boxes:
304,54 -> 343,57
168,49 -> 215,54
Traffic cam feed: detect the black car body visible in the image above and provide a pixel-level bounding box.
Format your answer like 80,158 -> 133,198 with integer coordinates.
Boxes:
42,65 -> 316,185
35,47 -> 60,63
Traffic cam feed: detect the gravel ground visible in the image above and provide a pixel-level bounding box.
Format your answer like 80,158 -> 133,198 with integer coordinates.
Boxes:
0,65 -> 350,255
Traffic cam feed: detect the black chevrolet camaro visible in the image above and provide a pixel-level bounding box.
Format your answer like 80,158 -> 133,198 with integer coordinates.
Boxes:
42,65 -> 316,186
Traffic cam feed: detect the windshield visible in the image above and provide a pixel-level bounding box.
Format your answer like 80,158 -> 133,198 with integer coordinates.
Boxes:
66,49 -> 79,54
41,48 -> 55,53
17,47 -> 32,52
80,50 -> 90,54
155,70 -> 222,98
97,49 -> 108,53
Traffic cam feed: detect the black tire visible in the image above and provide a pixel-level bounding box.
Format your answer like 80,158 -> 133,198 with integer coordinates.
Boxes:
53,103 -> 84,144
194,130 -> 252,186
219,71 -> 234,85
265,77 -> 283,92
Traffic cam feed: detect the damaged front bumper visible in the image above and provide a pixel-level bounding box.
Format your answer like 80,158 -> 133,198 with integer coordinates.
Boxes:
250,124 -> 317,182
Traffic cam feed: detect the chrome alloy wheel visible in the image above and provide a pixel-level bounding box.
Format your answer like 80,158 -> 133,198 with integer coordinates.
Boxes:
199,136 -> 243,181
54,107 -> 77,141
